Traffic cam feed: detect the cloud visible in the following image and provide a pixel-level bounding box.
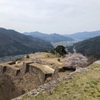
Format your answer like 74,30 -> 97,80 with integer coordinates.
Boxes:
0,0 -> 100,34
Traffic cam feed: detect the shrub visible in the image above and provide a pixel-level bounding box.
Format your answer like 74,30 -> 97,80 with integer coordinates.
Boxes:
57,58 -> 60,62
51,45 -> 67,56
63,53 -> 88,69
15,57 -> 22,61
25,55 -> 30,58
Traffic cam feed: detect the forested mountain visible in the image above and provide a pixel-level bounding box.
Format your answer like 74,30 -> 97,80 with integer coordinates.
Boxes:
0,28 -> 53,57
74,36 -> 100,61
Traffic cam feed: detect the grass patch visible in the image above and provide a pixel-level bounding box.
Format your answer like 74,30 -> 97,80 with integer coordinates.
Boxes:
21,64 -> 100,100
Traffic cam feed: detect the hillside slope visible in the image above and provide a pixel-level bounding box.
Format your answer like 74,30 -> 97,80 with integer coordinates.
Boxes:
0,28 -> 53,57
24,31 -> 73,42
74,36 -> 100,59
22,64 -> 100,100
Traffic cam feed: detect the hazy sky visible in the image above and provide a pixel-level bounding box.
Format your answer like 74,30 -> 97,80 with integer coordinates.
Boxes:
0,0 -> 100,34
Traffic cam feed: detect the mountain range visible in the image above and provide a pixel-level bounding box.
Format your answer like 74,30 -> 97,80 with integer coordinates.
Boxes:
24,31 -> 74,43
0,28 -> 53,57
25,30 -> 100,42
0,27 -> 100,58
66,30 -> 100,41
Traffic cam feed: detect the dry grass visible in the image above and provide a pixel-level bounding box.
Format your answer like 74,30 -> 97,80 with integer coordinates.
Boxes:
21,64 -> 100,100
31,52 -> 64,69
30,52 -> 57,59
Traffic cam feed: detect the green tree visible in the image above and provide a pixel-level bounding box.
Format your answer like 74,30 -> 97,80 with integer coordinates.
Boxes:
54,45 -> 67,56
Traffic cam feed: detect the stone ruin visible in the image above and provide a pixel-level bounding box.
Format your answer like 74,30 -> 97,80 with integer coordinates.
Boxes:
0,59 -> 57,83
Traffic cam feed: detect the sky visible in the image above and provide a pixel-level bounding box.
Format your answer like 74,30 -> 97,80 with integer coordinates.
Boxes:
0,0 -> 100,34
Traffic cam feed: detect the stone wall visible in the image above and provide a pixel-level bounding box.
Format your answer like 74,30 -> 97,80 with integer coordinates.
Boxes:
29,66 -> 45,84
0,65 -> 7,74
0,61 -> 51,84
0,60 -> 57,90
0,65 -> 21,76
12,67 -> 88,100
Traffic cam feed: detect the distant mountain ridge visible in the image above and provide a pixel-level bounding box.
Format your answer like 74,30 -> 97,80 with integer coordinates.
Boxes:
65,30 -> 100,41
24,31 -> 74,43
0,28 -> 53,57
73,36 -> 100,63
